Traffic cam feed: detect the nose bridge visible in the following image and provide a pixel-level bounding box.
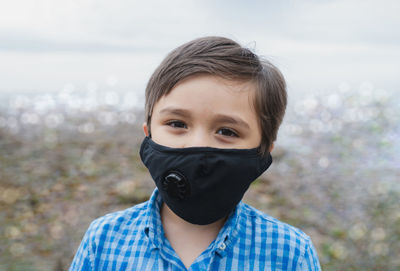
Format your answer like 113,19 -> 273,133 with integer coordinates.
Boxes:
186,126 -> 212,148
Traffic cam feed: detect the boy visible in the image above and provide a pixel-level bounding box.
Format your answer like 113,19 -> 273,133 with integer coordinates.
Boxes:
70,36 -> 321,270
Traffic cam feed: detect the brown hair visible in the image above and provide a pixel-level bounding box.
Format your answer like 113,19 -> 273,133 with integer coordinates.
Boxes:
144,36 -> 287,155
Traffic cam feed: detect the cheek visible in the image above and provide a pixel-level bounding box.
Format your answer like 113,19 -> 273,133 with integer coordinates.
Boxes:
149,124 -> 181,148
246,133 -> 262,149
246,119 -> 262,148
152,135 -> 183,148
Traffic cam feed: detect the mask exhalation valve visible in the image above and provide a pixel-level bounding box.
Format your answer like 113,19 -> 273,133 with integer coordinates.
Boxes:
162,171 -> 190,200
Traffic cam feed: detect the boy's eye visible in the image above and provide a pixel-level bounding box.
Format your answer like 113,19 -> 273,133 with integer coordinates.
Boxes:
166,120 -> 187,129
217,128 -> 238,137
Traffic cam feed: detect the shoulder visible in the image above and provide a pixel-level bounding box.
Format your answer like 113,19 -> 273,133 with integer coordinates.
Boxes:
69,201 -> 150,270
238,203 -> 321,269
85,201 -> 149,243
240,202 -> 310,240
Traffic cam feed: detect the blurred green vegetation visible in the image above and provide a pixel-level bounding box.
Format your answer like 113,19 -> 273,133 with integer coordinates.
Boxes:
1,86 -> 399,270
0,109 -> 154,270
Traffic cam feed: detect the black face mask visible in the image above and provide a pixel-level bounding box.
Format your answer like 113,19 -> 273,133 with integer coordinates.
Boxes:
139,137 -> 272,225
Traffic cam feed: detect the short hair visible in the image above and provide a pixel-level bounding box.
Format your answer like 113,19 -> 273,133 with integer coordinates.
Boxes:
144,36 -> 287,155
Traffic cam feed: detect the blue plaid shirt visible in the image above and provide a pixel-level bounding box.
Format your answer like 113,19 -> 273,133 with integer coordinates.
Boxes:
70,188 -> 321,270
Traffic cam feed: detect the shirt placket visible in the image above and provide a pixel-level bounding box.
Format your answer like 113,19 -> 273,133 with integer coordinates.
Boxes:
160,238 -> 189,270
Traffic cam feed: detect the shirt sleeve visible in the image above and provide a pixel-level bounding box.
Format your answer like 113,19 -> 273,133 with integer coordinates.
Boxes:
69,226 -> 94,271
297,237 -> 322,271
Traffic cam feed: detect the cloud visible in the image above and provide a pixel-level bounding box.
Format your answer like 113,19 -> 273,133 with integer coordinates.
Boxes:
0,0 -> 399,94
0,0 -> 208,52
0,0 -> 399,53
0,30 -> 166,53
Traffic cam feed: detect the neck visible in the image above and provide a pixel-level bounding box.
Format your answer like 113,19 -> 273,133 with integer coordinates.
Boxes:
160,202 -> 227,268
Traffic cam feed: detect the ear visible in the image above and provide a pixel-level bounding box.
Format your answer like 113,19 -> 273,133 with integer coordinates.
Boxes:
143,122 -> 149,137
269,143 -> 274,153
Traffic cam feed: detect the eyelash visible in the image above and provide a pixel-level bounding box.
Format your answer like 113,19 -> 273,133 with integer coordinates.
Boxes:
166,121 -> 239,138
166,120 -> 187,129
217,128 -> 239,137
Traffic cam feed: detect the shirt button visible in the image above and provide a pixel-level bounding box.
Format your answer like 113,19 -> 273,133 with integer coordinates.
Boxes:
219,243 -> 226,250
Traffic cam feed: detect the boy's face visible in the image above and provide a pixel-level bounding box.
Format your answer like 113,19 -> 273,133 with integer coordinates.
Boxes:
144,74 -> 263,150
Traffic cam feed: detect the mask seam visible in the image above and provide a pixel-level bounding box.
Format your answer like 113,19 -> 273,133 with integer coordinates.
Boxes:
145,141 -> 266,158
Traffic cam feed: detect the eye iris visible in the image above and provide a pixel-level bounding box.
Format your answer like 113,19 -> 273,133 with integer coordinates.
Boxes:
220,128 -> 236,137
170,121 -> 185,128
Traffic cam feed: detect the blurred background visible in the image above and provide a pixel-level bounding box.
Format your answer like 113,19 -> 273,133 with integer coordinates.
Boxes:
0,0 -> 399,270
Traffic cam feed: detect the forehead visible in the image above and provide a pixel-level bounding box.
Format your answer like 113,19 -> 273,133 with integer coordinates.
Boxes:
153,74 -> 259,122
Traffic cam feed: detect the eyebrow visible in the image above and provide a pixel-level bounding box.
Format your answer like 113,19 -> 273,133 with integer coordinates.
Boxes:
214,114 -> 250,130
159,107 -> 192,118
159,106 -> 250,130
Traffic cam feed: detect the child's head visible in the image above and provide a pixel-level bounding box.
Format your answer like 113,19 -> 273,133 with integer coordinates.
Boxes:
144,36 -> 287,155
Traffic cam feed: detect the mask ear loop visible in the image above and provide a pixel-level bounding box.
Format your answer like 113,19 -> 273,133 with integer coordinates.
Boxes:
147,119 -> 152,138
255,145 -> 264,157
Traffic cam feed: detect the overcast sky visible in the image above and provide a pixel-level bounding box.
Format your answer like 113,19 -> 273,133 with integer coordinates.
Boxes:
0,0 -> 399,98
